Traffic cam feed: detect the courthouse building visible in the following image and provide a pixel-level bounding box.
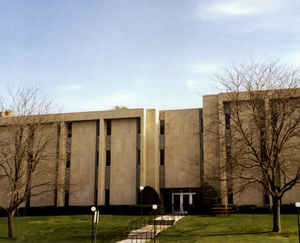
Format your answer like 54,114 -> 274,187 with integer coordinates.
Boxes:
1,91 -> 300,214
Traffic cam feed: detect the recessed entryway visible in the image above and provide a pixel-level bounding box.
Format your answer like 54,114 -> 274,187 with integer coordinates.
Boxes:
172,192 -> 196,214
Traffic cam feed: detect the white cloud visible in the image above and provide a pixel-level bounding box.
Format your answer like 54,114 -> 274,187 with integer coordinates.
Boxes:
199,0 -> 284,19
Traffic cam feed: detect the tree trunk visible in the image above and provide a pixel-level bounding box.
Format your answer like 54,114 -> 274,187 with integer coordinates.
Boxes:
7,210 -> 15,239
272,197 -> 281,232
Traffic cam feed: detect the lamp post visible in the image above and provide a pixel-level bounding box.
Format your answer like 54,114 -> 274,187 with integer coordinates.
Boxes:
140,186 -> 144,216
152,204 -> 158,243
296,202 -> 300,243
91,206 -> 100,243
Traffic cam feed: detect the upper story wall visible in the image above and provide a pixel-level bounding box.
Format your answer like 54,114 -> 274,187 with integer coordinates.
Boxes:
160,109 -> 202,189
0,108 -> 146,207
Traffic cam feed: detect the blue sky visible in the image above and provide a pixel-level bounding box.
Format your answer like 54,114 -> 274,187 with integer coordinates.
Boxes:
1,0 -> 300,112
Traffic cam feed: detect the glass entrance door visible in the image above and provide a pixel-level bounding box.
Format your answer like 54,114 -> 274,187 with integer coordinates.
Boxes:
182,194 -> 190,213
172,192 -> 195,214
173,194 -> 181,213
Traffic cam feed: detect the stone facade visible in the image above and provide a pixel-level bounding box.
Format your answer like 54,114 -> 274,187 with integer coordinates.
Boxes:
1,91 -> 300,212
203,90 -> 300,207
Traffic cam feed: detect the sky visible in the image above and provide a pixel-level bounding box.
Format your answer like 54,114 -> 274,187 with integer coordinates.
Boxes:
1,0 -> 300,112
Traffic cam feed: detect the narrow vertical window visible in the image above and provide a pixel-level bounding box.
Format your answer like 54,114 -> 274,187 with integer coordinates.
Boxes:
226,145 -> 231,161
96,120 -> 100,137
226,144 -> 233,205
137,118 -> 141,134
95,151 -> 99,166
137,150 -> 141,165
160,120 -> 165,135
67,123 -> 72,137
160,149 -> 165,165
94,120 -> 100,206
54,123 -> 61,207
65,122 -> 72,207
260,129 -> 267,162
64,192 -> 69,207
225,113 -> 230,129
106,119 -> 111,135
228,193 -> 233,205
200,116 -> 203,133
106,150 -> 111,166
264,193 -> 270,206
105,189 -> 110,206
66,159 -> 70,168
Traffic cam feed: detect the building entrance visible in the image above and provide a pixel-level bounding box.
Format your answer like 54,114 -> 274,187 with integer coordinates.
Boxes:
172,192 -> 195,214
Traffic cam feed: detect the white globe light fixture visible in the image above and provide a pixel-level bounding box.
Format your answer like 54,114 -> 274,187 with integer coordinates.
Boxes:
91,206 -> 96,212
296,202 -> 300,208
140,186 -> 144,191
152,204 -> 158,210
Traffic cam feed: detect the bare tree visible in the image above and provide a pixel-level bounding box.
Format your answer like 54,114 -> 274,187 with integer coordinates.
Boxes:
0,87 -> 60,238
215,61 -> 300,232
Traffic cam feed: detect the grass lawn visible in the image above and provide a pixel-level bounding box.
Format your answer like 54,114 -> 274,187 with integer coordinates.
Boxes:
1,214 -> 299,242
157,214 -> 299,243
0,215 -> 140,243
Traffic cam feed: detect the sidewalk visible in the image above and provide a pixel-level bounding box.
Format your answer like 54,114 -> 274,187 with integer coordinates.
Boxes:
117,215 -> 184,243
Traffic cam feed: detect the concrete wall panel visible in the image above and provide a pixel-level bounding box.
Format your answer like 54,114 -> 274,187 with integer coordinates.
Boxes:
234,183 -> 264,206
163,109 -> 201,188
283,184 -> 300,204
145,110 -> 159,192
203,95 -> 220,192
30,124 -> 57,207
69,121 -> 96,206
110,119 -> 136,205
0,126 -> 12,209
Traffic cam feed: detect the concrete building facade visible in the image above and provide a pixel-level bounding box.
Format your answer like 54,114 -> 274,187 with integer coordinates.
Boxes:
1,91 -> 300,213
